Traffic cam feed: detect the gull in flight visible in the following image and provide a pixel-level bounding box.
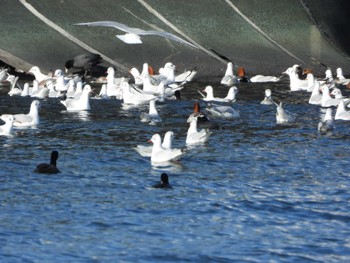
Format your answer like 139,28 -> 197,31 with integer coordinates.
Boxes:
75,21 -> 197,48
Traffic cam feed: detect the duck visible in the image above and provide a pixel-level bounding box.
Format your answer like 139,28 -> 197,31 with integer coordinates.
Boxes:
318,108 -> 334,133
0,115 -> 15,136
140,99 -> 162,124
200,86 -> 238,103
276,102 -> 295,124
60,84 -> 92,111
186,116 -> 211,145
335,99 -> 350,120
187,101 -> 219,129
205,103 -> 240,119
260,89 -> 274,105
148,133 -> 184,164
1,100 -> 41,127
135,131 -> 175,157
152,173 -> 172,189
34,151 -> 60,174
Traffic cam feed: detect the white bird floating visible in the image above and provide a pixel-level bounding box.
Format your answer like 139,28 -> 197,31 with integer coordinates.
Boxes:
135,131 -> 175,157
186,116 -> 211,145
221,62 -> 239,86
335,99 -> 350,121
60,84 -> 92,111
140,99 -> 162,124
200,85 -> 238,103
1,100 -> 41,127
0,115 -> 15,136
335,67 -> 350,85
275,102 -> 295,124
318,108 -> 334,133
205,103 -> 240,119
260,89 -> 274,105
75,21 -> 197,48
250,75 -> 280,83
283,67 -> 309,91
148,133 -> 184,164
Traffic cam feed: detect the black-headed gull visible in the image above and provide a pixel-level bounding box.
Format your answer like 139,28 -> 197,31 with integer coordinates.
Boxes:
318,108 -> 334,133
28,66 -> 53,85
250,75 -> 280,83
135,131 -> 175,157
283,67 -> 308,91
335,100 -> 350,121
34,151 -> 60,174
205,103 -> 240,119
336,68 -> 350,85
200,86 -> 238,103
152,173 -> 172,189
1,100 -> 41,127
60,84 -> 92,111
149,133 -> 184,164
186,116 -> 211,145
321,85 -> 340,107
140,99 -> 162,124
308,81 -> 323,105
221,62 -> 238,86
75,21 -> 197,48
275,102 -> 295,124
260,89 -> 274,105
0,115 -> 15,136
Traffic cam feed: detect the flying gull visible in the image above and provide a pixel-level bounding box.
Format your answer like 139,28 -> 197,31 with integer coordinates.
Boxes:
75,21 -> 197,48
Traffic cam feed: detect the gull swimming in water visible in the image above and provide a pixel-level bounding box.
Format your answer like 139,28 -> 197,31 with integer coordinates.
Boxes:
135,131 -> 175,157
75,21 -> 197,48
1,100 -> 41,127
260,89 -> 274,105
148,133 -> 184,164
60,84 -> 92,111
140,99 -> 162,124
0,115 -> 15,136
200,86 -> 238,103
318,108 -> 334,133
275,102 -> 295,124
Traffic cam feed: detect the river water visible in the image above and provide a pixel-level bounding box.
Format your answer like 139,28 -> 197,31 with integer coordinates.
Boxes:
0,79 -> 350,262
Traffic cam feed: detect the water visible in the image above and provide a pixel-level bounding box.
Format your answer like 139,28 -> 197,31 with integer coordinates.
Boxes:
1,81 -> 350,262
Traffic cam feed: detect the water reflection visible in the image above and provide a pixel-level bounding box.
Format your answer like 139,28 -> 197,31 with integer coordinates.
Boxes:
61,110 -> 91,122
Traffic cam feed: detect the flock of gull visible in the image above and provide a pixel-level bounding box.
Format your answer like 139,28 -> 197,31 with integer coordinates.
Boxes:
1,58 -> 350,175
1,57 -> 350,172
1,20 -> 350,181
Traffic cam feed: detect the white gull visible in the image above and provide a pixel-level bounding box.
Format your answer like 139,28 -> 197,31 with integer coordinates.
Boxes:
75,21 -> 197,48
60,84 -> 92,111
135,131 -> 175,157
0,115 -> 15,136
1,100 -> 41,127
149,133 -> 184,164
186,116 -> 211,145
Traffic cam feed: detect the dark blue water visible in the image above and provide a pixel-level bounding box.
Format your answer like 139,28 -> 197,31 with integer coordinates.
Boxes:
1,81 -> 350,262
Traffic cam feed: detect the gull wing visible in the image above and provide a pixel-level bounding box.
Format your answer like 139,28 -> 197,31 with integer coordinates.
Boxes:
75,21 -> 140,34
141,30 -> 197,48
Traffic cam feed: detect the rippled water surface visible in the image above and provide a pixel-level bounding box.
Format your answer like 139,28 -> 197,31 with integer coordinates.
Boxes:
1,81 -> 350,262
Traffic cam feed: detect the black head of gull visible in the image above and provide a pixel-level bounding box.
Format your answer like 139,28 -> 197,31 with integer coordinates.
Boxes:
153,173 -> 172,189
35,151 -> 60,174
